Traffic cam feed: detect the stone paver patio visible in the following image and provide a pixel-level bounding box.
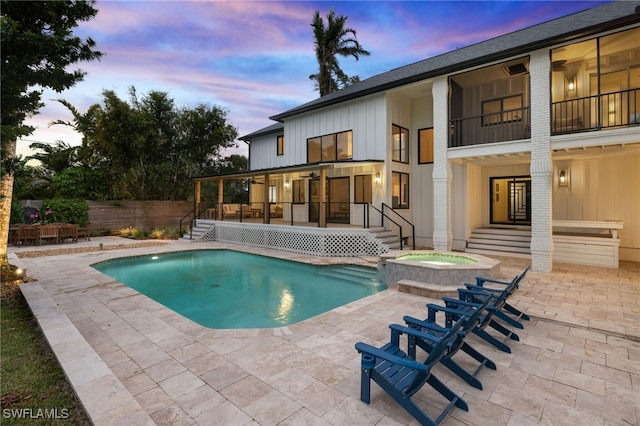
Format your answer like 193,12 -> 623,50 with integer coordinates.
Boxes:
8,237 -> 640,425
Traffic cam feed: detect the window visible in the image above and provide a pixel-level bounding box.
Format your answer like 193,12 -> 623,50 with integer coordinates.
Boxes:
292,180 -> 305,203
354,174 -> 372,204
392,172 -> 409,208
482,95 -> 523,126
418,128 -> 434,164
307,130 -> 353,163
392,124 -> 409,163
276,135 -> 284,156
268,185 -> 277,203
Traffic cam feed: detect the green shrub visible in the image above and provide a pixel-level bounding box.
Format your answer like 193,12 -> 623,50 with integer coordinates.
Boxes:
41,198 -> 89,226
118,226 -> 137,237
9,200 -> 24,225
133,228 -> 147,239
149,228 -> 181,240
118,226 -> 147,239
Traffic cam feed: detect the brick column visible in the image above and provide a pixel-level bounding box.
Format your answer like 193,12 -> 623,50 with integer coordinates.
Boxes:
529,50 -> 553,272
432,77 -> 452,252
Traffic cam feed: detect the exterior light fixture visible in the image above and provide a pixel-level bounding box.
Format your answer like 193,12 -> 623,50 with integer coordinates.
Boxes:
374,173 -> 381,185
559,169 -> 568,186
283,180 -> 290,189
567,76 -> 576,92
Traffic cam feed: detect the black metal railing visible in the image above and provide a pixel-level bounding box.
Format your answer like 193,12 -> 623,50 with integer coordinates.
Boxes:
179,201 -> 216,239
552,88 -> 640,134
382,203 -> 415,249
450,106 -> 531,147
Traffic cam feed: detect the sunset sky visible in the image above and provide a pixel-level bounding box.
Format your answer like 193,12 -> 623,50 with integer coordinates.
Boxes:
18,0 -> 610,159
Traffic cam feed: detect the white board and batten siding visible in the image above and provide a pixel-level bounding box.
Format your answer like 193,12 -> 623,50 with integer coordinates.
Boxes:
284,93 -> 388,164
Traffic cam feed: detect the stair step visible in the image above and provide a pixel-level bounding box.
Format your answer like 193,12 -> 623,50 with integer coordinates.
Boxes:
472,228 -> 531,236
396,279 -> 459,298
315,266 -> 382,286
467,242 -> 531,253
466,226 -> 533,258
468,237 -> 530,247
466,248 -> 532,259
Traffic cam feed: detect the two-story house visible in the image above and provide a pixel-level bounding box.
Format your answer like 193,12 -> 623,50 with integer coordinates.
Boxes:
192,1 -> 640,272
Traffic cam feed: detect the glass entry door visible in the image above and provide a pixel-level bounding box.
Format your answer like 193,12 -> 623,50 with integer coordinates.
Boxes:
327,177 -> 350,223
308,177 -> 350,223
309,179 -> 320,222
490,176 -> 531,225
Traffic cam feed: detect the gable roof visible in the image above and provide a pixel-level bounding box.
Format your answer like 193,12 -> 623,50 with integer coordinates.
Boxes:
270,1 -> 640,122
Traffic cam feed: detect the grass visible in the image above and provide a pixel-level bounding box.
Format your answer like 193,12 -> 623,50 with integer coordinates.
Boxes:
0,271 -> 91,425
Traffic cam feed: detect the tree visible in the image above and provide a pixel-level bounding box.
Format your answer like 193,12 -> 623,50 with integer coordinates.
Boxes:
28,140 -> 80,179
309,9 -> 370,97
0,0 -> 102,265
49,87 -> 239,201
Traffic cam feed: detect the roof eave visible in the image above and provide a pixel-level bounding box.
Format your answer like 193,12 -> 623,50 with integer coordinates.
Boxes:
270,11 -> 640,122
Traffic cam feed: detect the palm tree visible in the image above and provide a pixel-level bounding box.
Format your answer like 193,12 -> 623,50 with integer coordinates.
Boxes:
309,9 -> 370,97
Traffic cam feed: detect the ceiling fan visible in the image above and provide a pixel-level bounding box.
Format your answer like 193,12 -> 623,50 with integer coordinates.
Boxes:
552,60 -> 567,71
247,178 -> 263,185
300,171 -> 320,179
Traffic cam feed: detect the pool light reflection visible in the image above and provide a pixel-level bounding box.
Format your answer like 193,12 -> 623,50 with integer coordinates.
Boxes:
277,289 -> 294,321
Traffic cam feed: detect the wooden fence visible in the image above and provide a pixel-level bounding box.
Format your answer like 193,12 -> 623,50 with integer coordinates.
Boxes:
21,200 -> 193,232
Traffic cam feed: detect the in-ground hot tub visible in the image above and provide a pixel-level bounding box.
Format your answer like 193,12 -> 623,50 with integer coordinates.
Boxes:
378,251 -> 500,288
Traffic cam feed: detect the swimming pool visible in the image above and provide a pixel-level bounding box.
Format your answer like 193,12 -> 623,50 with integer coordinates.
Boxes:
92,250 -> 385,329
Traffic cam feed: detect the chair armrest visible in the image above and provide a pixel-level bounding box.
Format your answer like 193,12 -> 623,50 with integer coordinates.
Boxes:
464,284 -> 507,295
390,324 -> 446,345
425,303 -> 473,321
403,316 -> 448,335
475,276 -> 512,287
441,296 -> 486,312
355,342 -> 426,371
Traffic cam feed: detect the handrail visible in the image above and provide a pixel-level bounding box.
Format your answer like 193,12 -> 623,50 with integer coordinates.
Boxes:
368,203 -> 405,249
179,209 -> 195,239
382,203 -> 416,250
179,201 -> 215,240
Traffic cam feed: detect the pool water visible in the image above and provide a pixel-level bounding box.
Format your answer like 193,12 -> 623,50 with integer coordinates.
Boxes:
93,250 -> 385,329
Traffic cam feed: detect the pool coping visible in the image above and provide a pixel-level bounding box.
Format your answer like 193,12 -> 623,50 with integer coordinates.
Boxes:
14,241 -> 381,424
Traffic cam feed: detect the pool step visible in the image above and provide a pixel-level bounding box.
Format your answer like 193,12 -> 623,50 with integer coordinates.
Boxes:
397,279 -> 460,298
315,265 -> 381,286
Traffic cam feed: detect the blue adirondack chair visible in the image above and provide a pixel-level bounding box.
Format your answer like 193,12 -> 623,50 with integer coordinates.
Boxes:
403,295 -> 496,390
463,266 -> 531,329
355,321 -> 469,426
441,285 -> 518,353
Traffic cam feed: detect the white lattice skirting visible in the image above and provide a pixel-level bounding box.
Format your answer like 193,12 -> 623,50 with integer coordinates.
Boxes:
198,222 -> 388,257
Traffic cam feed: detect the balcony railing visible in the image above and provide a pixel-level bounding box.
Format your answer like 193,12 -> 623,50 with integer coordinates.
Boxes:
449,106 -> 531,147
552,88 -> 640,135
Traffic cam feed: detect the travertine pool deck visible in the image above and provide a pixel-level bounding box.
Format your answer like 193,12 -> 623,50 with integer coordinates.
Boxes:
8,238 -> 640,425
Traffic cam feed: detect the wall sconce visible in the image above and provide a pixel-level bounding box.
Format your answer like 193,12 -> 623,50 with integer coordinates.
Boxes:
374,172 -> 381,185
558,169 -> 568,187
283,180 -> 290,190
567,76 -> 576,93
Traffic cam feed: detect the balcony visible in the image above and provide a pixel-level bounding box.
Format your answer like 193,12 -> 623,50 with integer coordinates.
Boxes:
552,88 -> 640,135
449,106 -> 531,148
